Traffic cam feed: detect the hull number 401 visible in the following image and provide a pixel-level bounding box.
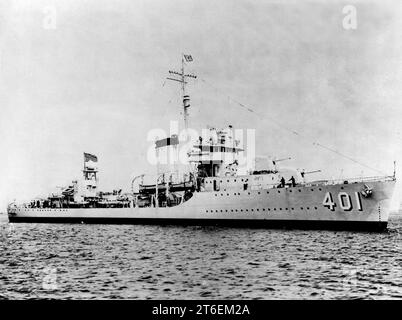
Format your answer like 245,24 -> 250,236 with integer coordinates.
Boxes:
323,192 -> 363,211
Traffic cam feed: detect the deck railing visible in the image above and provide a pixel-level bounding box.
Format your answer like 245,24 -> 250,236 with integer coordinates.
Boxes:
306,175 -> 395,186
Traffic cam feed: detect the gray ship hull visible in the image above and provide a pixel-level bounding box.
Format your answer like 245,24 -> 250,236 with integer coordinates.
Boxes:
8,180 -> 396,231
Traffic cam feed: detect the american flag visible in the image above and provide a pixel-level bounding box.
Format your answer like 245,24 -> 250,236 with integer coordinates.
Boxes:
183,54 -> 193,62
84,152 -> 98,162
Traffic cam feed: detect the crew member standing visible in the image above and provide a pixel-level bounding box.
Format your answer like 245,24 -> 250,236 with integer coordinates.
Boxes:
289,176 -> 296,187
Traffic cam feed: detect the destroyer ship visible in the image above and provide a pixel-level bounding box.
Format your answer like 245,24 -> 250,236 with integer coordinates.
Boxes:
7,56 -> 396,231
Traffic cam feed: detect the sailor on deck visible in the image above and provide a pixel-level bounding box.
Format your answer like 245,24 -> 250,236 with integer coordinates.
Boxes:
289,176 -> 296,187
280,177 -> 285,188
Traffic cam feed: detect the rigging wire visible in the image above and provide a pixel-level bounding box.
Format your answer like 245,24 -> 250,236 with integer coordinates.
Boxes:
199,78 -> 388,176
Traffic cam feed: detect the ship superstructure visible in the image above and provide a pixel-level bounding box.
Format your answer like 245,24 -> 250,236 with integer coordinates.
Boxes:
7,55 -> 396,231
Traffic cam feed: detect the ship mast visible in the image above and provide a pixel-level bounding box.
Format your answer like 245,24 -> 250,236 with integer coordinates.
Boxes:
167,54 -> 197,137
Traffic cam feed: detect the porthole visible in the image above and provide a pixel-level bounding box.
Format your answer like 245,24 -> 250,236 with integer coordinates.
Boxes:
268,208 -> 271,211
291,208 -> 294,210
319,188 -> 322,191
206,210 -> 208,213
285,208 -> 288,210
289,190 -> 292,192
246,209 -> 248,212
278,190 -> 280,193
307,207 -> 310,210
262,208 -> 265,211
258,192 -> 261,195
274,208 -> 276,211
241,209 -> 243,212
298,189 -> 301,192
267,191 -> 269,194
311,189 -> 314,191
300,207 -> 303,210
340,187 -> 344,190
251,209 -> 254,212
227,193 -> 229,196
315,207 -> 318,210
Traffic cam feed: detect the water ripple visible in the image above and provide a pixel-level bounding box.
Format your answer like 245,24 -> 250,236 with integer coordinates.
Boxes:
0,214 -> 401,299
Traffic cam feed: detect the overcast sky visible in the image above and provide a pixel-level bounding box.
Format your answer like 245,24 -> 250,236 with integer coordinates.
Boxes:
0,0 -> 401,211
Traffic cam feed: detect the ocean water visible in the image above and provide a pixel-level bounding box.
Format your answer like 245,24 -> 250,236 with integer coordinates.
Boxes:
0,213 -> 401,300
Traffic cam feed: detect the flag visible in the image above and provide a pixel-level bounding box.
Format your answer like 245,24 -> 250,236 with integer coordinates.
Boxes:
84,153 -> 98,169
84,152 -> 98,162
155,135 -> 179,149
183,54 -> 193,62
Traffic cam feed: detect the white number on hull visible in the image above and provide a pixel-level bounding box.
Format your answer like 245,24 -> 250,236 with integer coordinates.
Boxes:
323,191 -> 363,211
338,192 -> 352,211
322,192 -> 336,211
355,192 -> 363,211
